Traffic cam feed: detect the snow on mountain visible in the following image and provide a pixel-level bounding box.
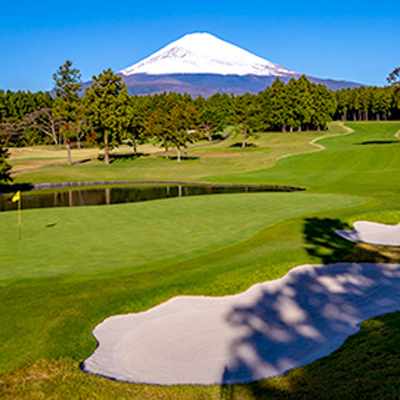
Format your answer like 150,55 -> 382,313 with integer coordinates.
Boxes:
120,32 -> 299,77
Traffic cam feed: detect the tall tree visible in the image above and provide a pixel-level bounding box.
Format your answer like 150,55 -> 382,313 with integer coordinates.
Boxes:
84,68 -> 129,165
231,93 -> 262,148
388,67 -> 400,89
269,78 -> 290,132
144,108 -> 171,153
124,96 -> 153,155
53,60 -> 82,164
310,83 -> 337,130
168,100 -> 201,162
0,141 -> 12,183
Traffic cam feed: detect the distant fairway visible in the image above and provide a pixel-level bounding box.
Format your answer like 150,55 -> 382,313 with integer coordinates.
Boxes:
2,122 -> 400,399
207,122 -> 400,199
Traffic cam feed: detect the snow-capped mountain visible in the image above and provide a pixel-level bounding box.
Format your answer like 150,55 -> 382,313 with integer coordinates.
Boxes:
120,32 -> 299,77
115,32 -> 362,96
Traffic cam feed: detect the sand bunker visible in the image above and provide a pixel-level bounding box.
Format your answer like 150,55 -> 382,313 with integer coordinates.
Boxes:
336,221 -> 400,246
83,262 -> 400,385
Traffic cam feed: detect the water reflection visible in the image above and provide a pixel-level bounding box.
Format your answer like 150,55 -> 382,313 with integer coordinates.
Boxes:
0,184 -> 300,212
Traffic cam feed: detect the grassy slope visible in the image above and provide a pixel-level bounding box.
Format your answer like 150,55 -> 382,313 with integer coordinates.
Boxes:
10,126 -> 344,184
2,122 -> 400,398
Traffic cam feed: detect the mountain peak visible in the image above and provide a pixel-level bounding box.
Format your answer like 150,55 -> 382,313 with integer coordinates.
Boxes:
120,32 -> 299,77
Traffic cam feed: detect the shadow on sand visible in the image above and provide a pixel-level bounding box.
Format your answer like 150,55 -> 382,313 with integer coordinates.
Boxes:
219,217 -> 400,399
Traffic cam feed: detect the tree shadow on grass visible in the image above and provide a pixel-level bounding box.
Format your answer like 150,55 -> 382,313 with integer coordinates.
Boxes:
229,142 -> 258,148
97,152 -> 147,163
0,182 -> 34,194
303,217 -> 355,264
220,311 -> 400,399
166,156 -> 200,161
354,140 -> 400,145
217,217 -> 400,398
304,217 -> 400,265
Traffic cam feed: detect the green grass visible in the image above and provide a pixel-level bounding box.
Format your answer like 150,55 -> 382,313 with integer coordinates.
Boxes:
2,312 -> 400,399
2,121 -> 400,398
0,192 -> 361,283
11,124 -> 346,184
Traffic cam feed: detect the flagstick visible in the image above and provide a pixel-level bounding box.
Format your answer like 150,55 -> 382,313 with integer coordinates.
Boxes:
18,195 -> 21,240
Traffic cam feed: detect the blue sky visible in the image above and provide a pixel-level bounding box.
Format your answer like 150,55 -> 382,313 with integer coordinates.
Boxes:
1,0 -> 399,92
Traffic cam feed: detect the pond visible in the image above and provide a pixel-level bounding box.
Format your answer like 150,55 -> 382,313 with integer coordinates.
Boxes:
0,183 -> 304,212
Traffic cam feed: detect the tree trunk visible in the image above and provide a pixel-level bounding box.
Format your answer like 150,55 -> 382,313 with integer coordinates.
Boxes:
242,127 -> 247,149
184,146 -> 187,158
206,125 -> 211,142
317,125 -> 321,132
289,125 -> 293,133
383,111 -> 388,121
133,141 -> 137,155
353,111 -> 357,121
66,140 -> 72,165
364,111 -> 368,121
104,132 -> 110,165
282,124 -> 287,133
297,125 -> 302,132
76,125 -> 81,149
376,112 -> 380,121
176,146 -> 181,162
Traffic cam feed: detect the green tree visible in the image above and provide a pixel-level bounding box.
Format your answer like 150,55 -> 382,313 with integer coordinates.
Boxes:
168,100 -> 201,161
84,68 -> 129,165
310,83 -> 337,130
144,101 -> 200,162
335,88 -> 351,121
124,96 -> 153,155
0,141 -> 12,183
144,108 -> 171,153
53,60 -> 82,164
269,78 -> 290,132
194,95 -> 228,141
231,93 -> 263,148
387,67 -> 400,89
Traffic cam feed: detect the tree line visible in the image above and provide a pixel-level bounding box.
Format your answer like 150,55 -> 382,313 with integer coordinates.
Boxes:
1,62 -> 400,181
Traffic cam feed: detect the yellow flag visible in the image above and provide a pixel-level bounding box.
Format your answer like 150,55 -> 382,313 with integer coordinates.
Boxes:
12,191 -> 20,203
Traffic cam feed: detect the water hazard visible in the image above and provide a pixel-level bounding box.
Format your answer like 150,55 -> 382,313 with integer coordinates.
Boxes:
0,183 -> 303,212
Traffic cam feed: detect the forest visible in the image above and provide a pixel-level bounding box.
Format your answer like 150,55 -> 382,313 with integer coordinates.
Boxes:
0,62 -> 400,169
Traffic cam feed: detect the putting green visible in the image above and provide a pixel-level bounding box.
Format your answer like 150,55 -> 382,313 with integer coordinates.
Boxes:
0,192 -> 361,282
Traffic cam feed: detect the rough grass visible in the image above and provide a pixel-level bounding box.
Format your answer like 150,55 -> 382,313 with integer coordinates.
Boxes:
1,312 -> 400,399
2,121 -> 400,398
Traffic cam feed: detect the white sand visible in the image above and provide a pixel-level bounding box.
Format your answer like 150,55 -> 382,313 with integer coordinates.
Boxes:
336,221 -> 400,246
83,262 -> 400,385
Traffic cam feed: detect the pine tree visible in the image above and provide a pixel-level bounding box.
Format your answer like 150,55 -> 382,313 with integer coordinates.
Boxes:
84,68 -> 129,165
269,78 -> 288,132
53,60 -> 82,164
387,67 -> 400,89
231,93 -> 262,148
